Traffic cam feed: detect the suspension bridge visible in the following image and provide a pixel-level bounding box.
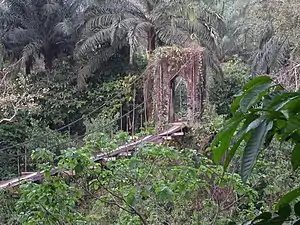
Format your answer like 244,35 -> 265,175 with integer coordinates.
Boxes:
0,46 -> 206,189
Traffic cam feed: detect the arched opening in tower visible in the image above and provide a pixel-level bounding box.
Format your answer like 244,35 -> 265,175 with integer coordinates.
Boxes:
171,76 -> 188,121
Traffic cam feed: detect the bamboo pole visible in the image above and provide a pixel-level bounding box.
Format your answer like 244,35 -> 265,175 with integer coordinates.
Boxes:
132,84 -> 136,136
24,147 -> 27,172
120,105 -> 123,130
17,149 -> 20,177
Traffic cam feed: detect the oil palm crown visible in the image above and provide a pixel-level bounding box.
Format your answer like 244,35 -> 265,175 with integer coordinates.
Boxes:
76,0 -> 226,76
0,0 -> 84,74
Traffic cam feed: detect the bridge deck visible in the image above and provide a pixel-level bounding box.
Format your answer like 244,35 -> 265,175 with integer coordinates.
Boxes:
0,123 -> 186,189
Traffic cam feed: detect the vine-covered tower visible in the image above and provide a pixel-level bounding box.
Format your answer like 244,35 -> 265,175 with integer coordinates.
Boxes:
144,46 -> 206,130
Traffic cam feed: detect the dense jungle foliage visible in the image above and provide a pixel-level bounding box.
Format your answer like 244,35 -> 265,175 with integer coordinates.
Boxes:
0,0 -> 300,224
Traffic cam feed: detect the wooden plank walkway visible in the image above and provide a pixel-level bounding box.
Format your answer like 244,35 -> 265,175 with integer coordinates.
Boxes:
0,123 -> 186,189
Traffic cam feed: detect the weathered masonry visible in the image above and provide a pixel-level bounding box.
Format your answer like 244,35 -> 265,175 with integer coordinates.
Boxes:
144,46 -> 206,131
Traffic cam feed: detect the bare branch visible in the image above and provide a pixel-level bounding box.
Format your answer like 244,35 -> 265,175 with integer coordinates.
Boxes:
0,109 -> 18,123
0,92 -> 26,124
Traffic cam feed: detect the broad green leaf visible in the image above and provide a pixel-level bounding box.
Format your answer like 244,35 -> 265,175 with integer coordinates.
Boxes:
224,135 -> 246,171
243,76 -> 272,91
223,114 -> 258,170
294,201 -> 300,216
241,120 -> 273,182
266,216 -> 286,224
280,110 -> 289,120
212,117 -> 243,163
252,212 -> 272,222
231,94 -> 243,114
277,186 -> 300,210
280,98 -> 300,114
285,116 -> 300,138
240,83 -> 273,113
273,95 -> 300,111
231,76 -> 272,114
278,204 -> 292,219
292,143 -> 300,170
246,116 -> 266,133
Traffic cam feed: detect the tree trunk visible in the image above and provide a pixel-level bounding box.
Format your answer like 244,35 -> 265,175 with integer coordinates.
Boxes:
25,55 -> 33,74
157,37 -> 164,47
44,52 -> 54,71
42,43 -> 54,71
147,27 -> 156,53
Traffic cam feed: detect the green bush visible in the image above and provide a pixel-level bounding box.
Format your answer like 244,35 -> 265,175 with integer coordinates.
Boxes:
15,134 -> 259,225
209,56 -> 250,115
0,190 -> 19,225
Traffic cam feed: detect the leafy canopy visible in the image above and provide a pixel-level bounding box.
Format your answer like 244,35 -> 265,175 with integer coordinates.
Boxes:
212,76 -> 300,224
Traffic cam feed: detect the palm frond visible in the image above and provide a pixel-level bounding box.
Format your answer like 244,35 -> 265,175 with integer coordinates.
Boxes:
252,36 -> 290,75
173,17 -> 219,54
0,9 -> 19,30
84,13 -> 120,31
42,2 -> 60,16
111,0 -> 146,19
22,41 -> 42,62
4,28 -> 36,43
55,19 -> 74,36
77,38 -> 127,85
156,25 -> 189,46
76,27 -> 115,57
77,0 -> 226,78
89,38 -> 127,72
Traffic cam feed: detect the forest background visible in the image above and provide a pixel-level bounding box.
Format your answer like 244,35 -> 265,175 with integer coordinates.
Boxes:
0,0 -> 300,224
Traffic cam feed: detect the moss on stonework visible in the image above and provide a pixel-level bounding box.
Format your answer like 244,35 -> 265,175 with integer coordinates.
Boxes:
144,45 -> 206,132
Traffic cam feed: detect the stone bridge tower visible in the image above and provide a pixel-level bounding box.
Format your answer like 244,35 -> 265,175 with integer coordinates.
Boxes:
144,46 -> 206,131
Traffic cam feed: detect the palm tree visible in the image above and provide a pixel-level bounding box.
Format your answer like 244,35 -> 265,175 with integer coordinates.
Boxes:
221,0 -> 293,74
0,0 -> 84,74
250,23 -> 290,76
76,0 -> 226,76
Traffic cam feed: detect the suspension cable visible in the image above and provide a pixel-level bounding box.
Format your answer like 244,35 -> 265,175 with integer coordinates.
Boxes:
0,65 -> 150,153
0,56 -> 194,154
